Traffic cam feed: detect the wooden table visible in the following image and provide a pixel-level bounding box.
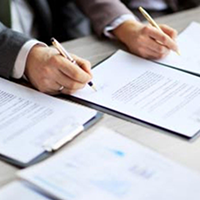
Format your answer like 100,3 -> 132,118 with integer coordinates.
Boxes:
1,6 -> 200,189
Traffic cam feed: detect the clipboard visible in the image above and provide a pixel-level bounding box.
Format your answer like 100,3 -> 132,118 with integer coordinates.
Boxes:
0,112 -> 103,168
66,95 -> 199,140
64,49 -> 200,140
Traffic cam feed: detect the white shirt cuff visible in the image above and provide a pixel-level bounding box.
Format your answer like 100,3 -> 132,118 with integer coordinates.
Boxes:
12,40 -> 47,79
104,14 -> 139,39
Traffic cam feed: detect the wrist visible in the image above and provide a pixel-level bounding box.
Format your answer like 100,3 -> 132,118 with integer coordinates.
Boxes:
112,20 -> 143,44
12,40 -> 45,79
25,45 -> 48,78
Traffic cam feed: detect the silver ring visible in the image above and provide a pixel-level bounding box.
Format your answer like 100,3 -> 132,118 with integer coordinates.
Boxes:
58,85 -> 64,92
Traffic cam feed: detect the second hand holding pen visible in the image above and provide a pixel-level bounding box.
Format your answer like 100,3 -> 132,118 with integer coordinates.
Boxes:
139,6 -> 180,56
51,38 -> 97,91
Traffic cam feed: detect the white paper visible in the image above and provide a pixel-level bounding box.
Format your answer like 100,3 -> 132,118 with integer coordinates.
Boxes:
0,78 -> 97,163
0,181 -> 51,200
19,127 -> 200,200
157,22 -> 200,75
72,50 -> 200,137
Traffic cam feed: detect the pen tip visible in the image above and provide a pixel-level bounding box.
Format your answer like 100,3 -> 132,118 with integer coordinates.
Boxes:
92,85 -> 97,92
88,81 -> 97,91
176,50 -> 181,56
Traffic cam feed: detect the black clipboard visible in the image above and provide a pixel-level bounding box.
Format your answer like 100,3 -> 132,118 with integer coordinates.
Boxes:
62,51 -> 200,140
67,95 -> 200,140
0,112 -> 103,168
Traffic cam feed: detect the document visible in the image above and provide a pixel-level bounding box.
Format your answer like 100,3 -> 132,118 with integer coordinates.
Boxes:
72,49 -> 200,138
157,22 -> 200,75
0,181 -> 51,200
0,78 -> 97,164
19,127 -> 200,200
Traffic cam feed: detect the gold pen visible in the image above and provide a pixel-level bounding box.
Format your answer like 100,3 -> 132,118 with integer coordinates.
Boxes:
139,6 -> 180,56
51,38 -> 97,91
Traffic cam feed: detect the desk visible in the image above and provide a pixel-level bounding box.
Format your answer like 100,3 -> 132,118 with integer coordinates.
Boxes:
1,6 -> 200,189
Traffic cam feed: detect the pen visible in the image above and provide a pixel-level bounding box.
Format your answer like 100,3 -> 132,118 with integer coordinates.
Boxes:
139,6 -> 180,56
51,38 -> 97,91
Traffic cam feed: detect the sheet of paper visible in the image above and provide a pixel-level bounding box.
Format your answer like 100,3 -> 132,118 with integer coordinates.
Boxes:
0,181 -> 51,200
157,22 -> 200,75
0,78 -> 97,163
19,127 -> 200,200
72,50 -> 200,137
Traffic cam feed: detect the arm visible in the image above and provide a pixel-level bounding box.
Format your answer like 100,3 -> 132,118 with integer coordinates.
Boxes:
0,22 -> 92,95
76,0 -> 132,35
76,0 -> 178,59
25,45 -> 92,95
112,20 -> 178,59
0,22 -> 29,78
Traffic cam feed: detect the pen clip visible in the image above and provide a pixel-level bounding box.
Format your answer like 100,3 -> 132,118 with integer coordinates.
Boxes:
43,123 -> 84,152
51,37 -> 74,62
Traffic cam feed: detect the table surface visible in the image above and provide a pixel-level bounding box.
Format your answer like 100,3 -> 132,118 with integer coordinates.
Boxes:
1,6 -> 200,189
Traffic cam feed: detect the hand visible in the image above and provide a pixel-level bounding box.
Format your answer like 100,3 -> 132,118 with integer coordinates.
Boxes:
25,45 -> 92,95
112,20 -> 178,59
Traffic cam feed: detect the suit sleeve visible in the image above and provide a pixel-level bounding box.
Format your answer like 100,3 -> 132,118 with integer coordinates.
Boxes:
0,22 -> 30,79
76,0 -> 132,36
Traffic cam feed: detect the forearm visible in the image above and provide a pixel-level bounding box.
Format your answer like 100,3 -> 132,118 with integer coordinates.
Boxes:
76,0 -> 132,35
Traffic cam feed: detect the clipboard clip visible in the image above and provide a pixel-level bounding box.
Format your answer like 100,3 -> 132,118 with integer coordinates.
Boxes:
43,123 -> 84,152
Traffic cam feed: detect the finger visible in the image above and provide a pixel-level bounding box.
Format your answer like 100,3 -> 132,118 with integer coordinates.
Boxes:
145,26 -> 178,52
38,74 -> 85,95
144,49 -> 164,60
71,54 -> 92,75
137,45 -> 169,60
60,87 -> 82,95
146,46 -> 170,59
37,77 -> 62,95
143,37 -> 169,55
56,71 -> 86,91
53,55 -> 92,84
159,24 -> 178,40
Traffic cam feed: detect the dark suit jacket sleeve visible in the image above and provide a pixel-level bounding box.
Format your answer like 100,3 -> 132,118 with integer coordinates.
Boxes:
76,0 -> 132,36
0,22 -> 30,79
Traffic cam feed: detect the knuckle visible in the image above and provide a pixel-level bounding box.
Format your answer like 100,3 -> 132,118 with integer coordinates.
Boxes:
85,60 -> 91,68
172,30 -> 178,38
157,46 -> 165,53
37,85 -> 47,93
83,76 -> 90,83
174,30 -> 178,36
89,73 -> 93,79
67,89 -> 75,95
161,35 -> 167,44
80,84 -> 86,89
73,72 -> 89,83
42,66 -> 52,77
137,36 -> 145,44
138,47 -> 145,56
142,26 -> 150,34
49,55 -> 59,65
160,24 -> 166,29
157,53 -> 165,59
40,78 -> 50,89
68,81 -> 77,90
72,71 -> 81,81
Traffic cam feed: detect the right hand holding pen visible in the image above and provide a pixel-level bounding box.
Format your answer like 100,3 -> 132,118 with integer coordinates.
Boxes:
113,20 -> 178,59
25,45 -> 92,95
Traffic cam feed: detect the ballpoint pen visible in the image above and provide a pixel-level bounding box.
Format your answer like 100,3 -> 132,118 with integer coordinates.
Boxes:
51,37 -> 97,91
139,6 -> 181,56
